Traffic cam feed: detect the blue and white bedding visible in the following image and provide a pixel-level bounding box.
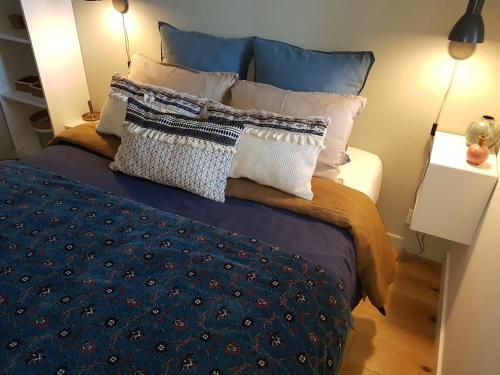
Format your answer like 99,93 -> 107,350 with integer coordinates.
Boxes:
0,145 -> 361,374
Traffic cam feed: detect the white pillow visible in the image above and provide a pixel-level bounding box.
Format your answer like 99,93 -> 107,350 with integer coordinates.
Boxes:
207,102 -> 329,200
97,73 -> 207,138
227,80 -> 366,170
97,93 -> 128,137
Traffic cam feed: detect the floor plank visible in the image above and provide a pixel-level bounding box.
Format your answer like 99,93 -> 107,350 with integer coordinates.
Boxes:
340,251 -> 442,375
341,360 -> 384,375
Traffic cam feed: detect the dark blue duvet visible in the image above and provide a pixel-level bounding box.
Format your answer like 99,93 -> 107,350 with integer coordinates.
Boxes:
0,145 -> 361,374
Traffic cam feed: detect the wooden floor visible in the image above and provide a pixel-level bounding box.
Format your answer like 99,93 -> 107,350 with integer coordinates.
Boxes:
340,251 -> 442,375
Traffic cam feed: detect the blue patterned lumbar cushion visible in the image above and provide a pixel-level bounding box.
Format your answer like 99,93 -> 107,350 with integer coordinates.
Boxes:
97,73 -> 207,138
253,37 -> 375,95
110,97 -> 244,202
159,21 -> 254,79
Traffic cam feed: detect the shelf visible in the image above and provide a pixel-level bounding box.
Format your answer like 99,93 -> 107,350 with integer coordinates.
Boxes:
0,28 -> 30,44
0,89 -> 46,109
65,119 -> 99,129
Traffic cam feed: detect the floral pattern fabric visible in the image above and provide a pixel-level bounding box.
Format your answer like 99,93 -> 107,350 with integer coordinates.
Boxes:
0,161 -> 351,374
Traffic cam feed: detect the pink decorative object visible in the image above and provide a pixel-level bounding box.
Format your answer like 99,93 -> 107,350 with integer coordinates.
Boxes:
466,135 -> 489,165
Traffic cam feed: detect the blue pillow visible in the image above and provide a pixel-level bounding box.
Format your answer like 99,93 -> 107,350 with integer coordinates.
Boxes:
253,37 -> 375,95
159,22 -> 254,79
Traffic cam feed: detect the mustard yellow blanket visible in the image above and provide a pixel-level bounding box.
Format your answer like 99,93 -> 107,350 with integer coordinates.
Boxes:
50,123 -> 120,160
52,124 -> 396,309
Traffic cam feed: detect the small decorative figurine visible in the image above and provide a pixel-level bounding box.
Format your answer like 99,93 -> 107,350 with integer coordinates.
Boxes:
466,135 -> 489,165
82,100 -> 100,122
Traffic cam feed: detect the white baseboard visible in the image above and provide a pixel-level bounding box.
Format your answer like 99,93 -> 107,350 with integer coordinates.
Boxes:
434,252 -> 450,375
387,232 -> 405,249
387,231 -> 449,263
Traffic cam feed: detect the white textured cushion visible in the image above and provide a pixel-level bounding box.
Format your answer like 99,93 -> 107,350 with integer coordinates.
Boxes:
128,53 -> 238,102
207,102 -> 329,200
97,73 -> 207,138
97,93 -> 128,137
110,97 -> 244,202
227,80 -> 366,170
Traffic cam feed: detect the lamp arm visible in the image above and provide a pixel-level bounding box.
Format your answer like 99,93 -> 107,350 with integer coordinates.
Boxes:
430,60 -> 459,136
121,13 -> 131,67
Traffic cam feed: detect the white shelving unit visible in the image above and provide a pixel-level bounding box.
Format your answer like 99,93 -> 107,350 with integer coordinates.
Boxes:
0,0 -> 90,158
0,27 -> 30,44
1,89 -> 46,108
0,0 -> 42,157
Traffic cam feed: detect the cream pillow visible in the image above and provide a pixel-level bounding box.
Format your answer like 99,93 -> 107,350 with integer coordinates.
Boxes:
227,80 -> 367,170
97,73 -> 207,138
207,102 -> 329,200
128,53 -> 238,103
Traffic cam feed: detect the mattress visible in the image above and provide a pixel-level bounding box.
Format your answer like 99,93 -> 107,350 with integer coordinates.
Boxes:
338,146 -> 383,203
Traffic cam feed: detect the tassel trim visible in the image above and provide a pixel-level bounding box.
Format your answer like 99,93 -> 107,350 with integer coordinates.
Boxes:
124,122 -> 236,154
243,126 -> 325,148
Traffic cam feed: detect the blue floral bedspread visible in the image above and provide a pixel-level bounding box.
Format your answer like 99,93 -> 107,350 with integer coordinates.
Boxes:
0,161 -> 351,375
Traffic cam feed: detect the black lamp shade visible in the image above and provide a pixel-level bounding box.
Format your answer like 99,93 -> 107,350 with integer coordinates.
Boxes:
448,0 -> 485,43
84,0 -> 129,14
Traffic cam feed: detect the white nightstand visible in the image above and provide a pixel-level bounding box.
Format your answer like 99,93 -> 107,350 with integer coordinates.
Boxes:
410,131 -> 498,245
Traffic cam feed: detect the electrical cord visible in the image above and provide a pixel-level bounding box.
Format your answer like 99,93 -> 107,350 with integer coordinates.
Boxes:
413,59 -> 459,206
434,60 -> 459,127
413,137 -> 434,205
416,232 -> 427,256
122,13 -> 131,68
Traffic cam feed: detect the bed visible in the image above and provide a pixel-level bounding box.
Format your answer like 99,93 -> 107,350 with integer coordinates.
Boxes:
0,26 -> 394,375
0,140 -> 391,374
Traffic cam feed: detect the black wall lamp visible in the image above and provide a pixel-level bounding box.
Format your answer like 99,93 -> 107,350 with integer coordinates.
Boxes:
430,0 -> 486,137
112,0 -> 129,14
448,0 -> 485,43
84,0 -> 129,14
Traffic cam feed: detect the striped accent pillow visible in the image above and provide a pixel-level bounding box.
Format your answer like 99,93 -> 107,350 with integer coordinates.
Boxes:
207,101 -> 330,200
97,73 -> 207,138
207,101 -> 328,136
110,97 -> 244,202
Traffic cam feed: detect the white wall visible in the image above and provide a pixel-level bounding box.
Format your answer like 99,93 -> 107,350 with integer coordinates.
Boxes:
72,0 -> 500,260
438,151 -> 500,375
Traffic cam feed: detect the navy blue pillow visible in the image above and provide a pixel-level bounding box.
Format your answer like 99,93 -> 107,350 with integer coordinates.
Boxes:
253,37 -> 375,95
159,22 -> 254,79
